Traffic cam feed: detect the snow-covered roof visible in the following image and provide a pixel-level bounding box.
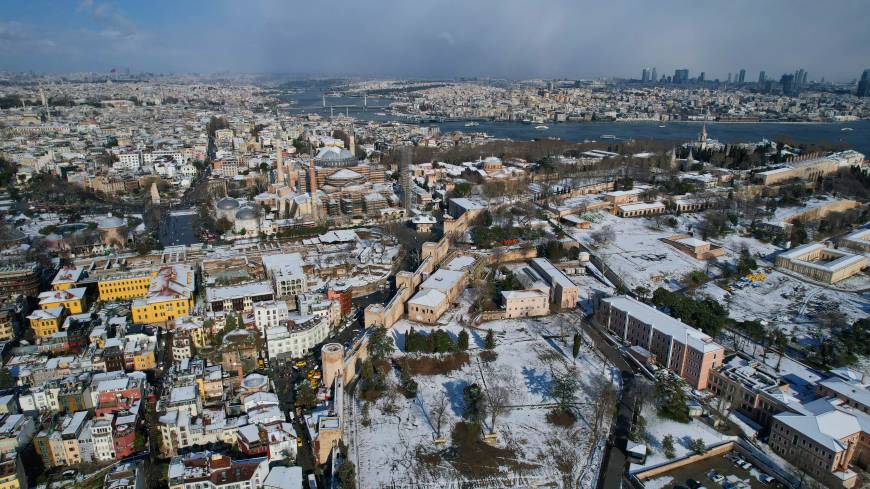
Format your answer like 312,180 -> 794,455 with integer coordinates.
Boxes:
603,296 -> 723,354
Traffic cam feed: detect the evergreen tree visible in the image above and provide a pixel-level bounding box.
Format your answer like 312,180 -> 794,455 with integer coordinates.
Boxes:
484,329 -> 496,350
457,330 -> 469,351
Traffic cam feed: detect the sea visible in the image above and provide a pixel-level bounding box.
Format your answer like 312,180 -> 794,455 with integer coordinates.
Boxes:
283,85 -> 870,155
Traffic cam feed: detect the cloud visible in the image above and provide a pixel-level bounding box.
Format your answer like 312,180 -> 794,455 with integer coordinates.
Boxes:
76,0 -> 139,40
0,0 -> 868,80
436,31 -> 456,47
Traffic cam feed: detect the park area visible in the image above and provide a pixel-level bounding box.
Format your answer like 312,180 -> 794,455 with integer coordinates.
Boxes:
347,292 -> 620,488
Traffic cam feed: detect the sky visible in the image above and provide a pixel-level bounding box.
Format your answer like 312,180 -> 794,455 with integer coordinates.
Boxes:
1,0 -> 869,82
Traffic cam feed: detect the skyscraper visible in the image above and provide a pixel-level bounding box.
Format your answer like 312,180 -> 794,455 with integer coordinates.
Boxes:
727,73 -> 732,84
857,69 -> 870,97
641,68 -> 649,82
758,71 -> 766,84
738,69 -> 746,84
673,69 -> 689,84
781,74 -> 796,96
699,72 -> 705,82
651,68 -> 657,84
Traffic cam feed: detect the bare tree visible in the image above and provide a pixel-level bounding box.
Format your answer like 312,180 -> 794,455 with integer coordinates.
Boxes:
590,225 -> 615,246
482,363 -> 516,433
587,381 -> 618,464
429,392 -> 450,439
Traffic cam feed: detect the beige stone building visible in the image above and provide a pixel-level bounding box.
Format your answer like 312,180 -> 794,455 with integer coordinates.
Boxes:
754,150 -> 865,186
769,398 -> 870,488
616,201 -> 666,218
775,243 -> 867,284
662,235 -> 725,260
840,229 -> 870,253
501,289 -> 549,318
528,258 -> 580,310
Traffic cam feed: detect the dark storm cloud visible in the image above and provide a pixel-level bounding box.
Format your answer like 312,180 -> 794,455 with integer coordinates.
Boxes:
1,0 -> 869,81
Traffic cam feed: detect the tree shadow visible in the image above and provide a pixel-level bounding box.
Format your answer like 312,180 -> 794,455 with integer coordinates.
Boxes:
522,365 -> 552,398
443,379 -> 468,417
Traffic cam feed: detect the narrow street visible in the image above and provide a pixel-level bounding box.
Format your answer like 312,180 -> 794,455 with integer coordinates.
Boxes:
580,319 -> 640,489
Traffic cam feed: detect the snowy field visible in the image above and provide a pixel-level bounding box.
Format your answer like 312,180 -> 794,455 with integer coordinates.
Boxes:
569,214 -> 736,292
349,294 -> 620,488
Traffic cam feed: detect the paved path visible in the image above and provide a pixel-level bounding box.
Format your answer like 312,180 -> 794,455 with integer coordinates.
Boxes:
580,319 -> 639,489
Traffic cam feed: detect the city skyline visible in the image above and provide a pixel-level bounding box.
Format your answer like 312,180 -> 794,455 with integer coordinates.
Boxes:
1,0 -> 869,82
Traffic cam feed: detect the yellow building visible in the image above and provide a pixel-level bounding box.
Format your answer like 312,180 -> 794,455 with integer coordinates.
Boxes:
175,317 -> 208,348
51,266 -> 85,291
38,287 -> 87,314
97,272 -> 152,301
0,452 -> 23,489
131,265 -> 195,324
133,350 -> 156,370
27,307 -> 65,338
0,311 -> 14,342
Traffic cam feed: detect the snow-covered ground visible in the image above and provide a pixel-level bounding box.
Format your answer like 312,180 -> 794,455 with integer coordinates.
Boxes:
569,214 -> 713,292
350,293 -> 620,488
632,406 -> 733,472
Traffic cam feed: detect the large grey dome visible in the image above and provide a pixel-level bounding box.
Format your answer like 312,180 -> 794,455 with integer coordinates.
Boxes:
315,146 -> 356,168
216,197 -> 240,210
235,207 -> 257,220
97,216 -> 126,230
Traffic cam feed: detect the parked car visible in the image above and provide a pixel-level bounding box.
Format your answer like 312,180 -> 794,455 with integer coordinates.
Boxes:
758,474 -> 775,484
688,479 -> 707,489
707,471 -> 725,483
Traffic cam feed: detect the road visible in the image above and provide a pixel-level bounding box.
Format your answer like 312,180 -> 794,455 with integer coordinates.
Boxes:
580,318 -> 640,489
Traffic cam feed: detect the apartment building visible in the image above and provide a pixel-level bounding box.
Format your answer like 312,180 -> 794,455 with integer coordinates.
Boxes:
27,307 -> 65,338
96,271 -> 152,301
167,452 -> 269,489
265,314 -> 330,361
38,287 -> 87,314
261,253 -> 307,299
131,265 -> 195,324
596,296 -> 724,389
253,300 -> 290,332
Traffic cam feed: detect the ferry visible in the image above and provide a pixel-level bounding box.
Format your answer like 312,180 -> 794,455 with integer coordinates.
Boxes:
375,112 -> 386,116
465,121 -> 480,127
601,134 -> 617,139
535,125 -> 549,130
841,127 -> 854,132
658,124 -> 667,128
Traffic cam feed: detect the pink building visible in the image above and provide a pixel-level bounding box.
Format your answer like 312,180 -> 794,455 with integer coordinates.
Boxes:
597,296 -> 724,390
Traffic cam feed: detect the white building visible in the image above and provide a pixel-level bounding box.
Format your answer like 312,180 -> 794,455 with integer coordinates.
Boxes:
261,253 -> 307,299
253,300 -> 290,333
90,417 -> 116,461
264,314 -> 330,361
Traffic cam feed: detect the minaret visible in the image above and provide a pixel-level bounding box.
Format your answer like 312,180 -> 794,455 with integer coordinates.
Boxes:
699,123 -> 707,143
669,147 -> 677,169
347,124 -> 355,158
275,128 -> 285,185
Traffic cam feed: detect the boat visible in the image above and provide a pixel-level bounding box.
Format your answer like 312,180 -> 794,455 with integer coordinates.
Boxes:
841,127 -> 854,132
464,121 -> 479,127
535,125 -> 549,130
521,119 -> 532,124
601,134 -> 617,139
375,112 -> 386,116
658,124 -> 667,128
